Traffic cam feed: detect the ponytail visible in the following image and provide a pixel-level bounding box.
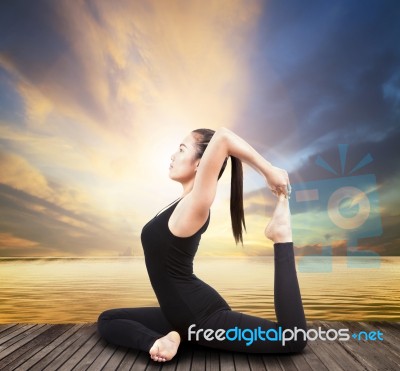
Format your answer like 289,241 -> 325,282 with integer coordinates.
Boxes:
230,156 -> 246,245
192,128 -> 246,244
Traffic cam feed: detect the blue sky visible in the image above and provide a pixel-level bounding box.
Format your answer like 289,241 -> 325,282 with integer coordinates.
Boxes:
0,0 -> 399,256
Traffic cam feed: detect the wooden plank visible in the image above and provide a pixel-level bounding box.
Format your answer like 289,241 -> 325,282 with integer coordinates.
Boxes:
314,321 -> 366,371
261,354 -> 283,371
28,324 -> 91,371
56,324 -> 102,371
0,324 -> 50,360
175,344 -> 193,371
0,324 -> 18,336
304,334 -> 345,370
205,347 -> 220,371
145,352 -> 162,371
344,321 -> 400,369
0,322 -> 399,371
74,332 -> 111,371
18,324 -> 84,370
247,354 -> 267,371
219,351 -> 235,371
233,352 -> 250,370
0,324 -> 37,347
384,321 -> 400,331
289,352 -> 314,371
41,324 -> 97,370
158,352 -> 179,371
296,348 -> 329,371
116,349 -> 140,370
160,351 -> 180,371
191,346 -> 206,371
324,321 -> 397,371
367,321 -> 400,353
132,351 -> 151,370
69,338 -> 106,371
346,320 -> 400,369
86,342 -> 118,371
100,346 -> 129,370
1,324 -> 73,371
276,354 -> 299,371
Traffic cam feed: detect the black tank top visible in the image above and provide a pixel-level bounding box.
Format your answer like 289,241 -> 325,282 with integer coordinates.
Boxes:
141,199 -> 230,334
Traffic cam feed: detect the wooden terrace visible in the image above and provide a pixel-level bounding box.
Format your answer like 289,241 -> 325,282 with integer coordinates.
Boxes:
0,321 -> 399,370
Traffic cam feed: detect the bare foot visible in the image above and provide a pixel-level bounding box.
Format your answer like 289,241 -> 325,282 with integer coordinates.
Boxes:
149,331 -> 181,362
265,194 -> 292,243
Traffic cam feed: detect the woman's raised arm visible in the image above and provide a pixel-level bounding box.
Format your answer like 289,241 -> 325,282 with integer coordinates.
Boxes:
191,127 -> 290,213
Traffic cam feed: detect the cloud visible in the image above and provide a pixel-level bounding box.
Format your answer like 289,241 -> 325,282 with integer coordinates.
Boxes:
289,127 -> 400,186
0,148 -> 140,256
0,232 -> 39,248
0,0 -> 399,257
0,231 -> 54,256
0,150 -> 52,199
1,0 -> 264,137
0,183 -> 136,256
237,0 -> 400,168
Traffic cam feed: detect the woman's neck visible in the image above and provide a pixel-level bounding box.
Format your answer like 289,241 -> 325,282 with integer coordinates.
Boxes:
181,179 -> 194,198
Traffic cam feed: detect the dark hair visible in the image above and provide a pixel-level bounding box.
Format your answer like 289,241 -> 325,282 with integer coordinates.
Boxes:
192,128 -> 246,245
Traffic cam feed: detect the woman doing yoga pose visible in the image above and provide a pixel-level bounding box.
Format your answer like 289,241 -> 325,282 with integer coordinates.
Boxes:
98,127 -> 307,362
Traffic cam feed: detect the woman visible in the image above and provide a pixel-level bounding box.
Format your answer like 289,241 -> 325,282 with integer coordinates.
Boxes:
98,127 -> 307,362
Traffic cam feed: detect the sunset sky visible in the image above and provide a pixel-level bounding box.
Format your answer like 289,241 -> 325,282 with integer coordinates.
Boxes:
0,0 -> 399,257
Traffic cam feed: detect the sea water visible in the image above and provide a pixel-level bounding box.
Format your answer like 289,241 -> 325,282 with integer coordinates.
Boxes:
0,256 -> 398,323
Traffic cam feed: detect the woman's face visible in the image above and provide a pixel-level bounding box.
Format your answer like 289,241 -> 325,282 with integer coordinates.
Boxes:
169,133 -> 200,183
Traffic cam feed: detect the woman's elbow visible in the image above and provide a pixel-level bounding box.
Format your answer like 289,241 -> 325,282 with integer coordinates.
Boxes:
214,127 -> 233,147
215,127 -> 232,137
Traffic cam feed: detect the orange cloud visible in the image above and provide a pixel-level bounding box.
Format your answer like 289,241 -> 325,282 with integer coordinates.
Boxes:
0,150 -> 52,199
0,233 -> 39,249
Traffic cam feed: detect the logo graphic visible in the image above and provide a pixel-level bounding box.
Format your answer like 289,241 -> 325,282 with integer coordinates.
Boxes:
187,324 -> 383,346
290,144 -> 382,272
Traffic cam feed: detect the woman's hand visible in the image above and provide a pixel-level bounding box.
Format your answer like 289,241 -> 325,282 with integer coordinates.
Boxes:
265,166 -> 291,198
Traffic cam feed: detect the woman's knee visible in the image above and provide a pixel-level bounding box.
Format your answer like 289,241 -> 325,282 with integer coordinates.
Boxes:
97,310 -> 110,323
97,308 -> 122,322
97,309 -> 114,335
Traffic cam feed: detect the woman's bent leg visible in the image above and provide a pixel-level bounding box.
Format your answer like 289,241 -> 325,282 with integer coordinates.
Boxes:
193,242 -> 307,354
190,196 -> 307,354
97,307 -> 173,352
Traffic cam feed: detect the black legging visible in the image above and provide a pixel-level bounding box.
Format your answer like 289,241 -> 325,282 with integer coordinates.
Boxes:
97,243 -> 307,354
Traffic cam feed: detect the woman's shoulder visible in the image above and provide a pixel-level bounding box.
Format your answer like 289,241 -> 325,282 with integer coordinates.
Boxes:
168,193 -> 211,238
